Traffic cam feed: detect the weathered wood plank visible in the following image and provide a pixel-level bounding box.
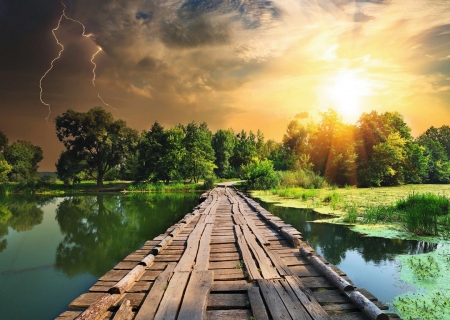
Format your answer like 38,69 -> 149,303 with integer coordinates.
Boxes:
257,279 -> 292,320
284,275 -> 332,320
195,224 -> 213,270
153,271 -> 190,320
112,299 -> 133,320
208,293 -> 248,308
241,225 -> 279,279
178,271 -> 213,319
134,262 -> 176,320
235,225 -> 262,280
248,287 -> 270,320
273,279 -> 313,320
173,222 -> 206,272
211,280 -> 251,292
206,309 -> 252,320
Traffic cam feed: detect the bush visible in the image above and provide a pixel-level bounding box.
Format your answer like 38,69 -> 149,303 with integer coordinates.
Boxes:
277,170 -> 326,189
241,160 -> 279,190
203,175 -> 215,190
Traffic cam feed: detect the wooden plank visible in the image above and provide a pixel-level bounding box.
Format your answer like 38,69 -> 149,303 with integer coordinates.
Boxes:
211,280 -> 251,292
208,293 -> 248,308
241,225 -> 280,279
248,287 -> 269,320
134,262 -> 176,320
173,223 -> 206,272
90,281 -> 117,292
273,279 -> 312,320
235,225 -> 262,280
257,279 -> 292,320
214,268 -> 246,281
210,260 -> 241,269
284,276 -> 331,320
127,281 -> 152,293
195,224 -> 213,270
99,270 -> 129,282
210,253 -> 240,261
206,309 -> 251,320
178,271 -> 214,319
314,289 -> 349,304
113,299 -> 133,320
153,271 -> 190,320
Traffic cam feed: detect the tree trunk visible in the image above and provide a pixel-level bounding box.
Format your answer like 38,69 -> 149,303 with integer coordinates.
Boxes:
97,171 -> 104,187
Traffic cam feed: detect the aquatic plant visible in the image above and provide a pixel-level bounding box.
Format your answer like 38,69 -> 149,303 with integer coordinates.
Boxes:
397,193 -> 450,235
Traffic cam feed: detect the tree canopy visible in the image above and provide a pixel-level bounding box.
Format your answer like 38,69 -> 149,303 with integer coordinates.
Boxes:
55,107 -> 138,187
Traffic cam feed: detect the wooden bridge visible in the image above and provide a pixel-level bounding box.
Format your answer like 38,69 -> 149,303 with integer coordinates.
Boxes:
57,186 -> 398,320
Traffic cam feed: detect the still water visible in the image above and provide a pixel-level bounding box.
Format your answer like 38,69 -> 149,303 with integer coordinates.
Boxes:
0,193 -> 199,320
0,193 -> 437,319
256,200 -> 437,308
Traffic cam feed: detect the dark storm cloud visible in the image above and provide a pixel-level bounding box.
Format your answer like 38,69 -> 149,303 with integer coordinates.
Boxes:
160,17 -> 230,48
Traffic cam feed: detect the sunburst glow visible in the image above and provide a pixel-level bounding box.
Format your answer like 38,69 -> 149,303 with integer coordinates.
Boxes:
325,69 -> 372,122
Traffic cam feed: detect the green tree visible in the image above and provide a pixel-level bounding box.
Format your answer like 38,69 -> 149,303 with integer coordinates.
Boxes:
158,126 -> 186,184
134,122 -> 166,182
0,159 -> 11,183
282,120 -> 312,170
309,109 -> 357,186
212,129 -> 236,178
55,150 -> 87,185
356,111 -> 422,186
0,131 -> 8,152
230,130 -> 258,172
55,107 -> 138,187
417,129 -> 450,183
182,122 -> 216,183
4,140 -> 43,182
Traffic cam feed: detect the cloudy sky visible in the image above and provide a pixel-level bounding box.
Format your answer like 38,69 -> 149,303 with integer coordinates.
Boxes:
1,0 -> 450,171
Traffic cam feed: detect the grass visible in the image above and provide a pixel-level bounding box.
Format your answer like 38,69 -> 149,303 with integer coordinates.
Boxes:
252,185 -> 450,238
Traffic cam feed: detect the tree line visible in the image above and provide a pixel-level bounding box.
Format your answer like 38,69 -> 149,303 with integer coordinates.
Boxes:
1,106 -> 450,189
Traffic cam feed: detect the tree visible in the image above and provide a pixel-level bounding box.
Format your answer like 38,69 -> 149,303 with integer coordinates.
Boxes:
0,131 -> 8,153
55,107 -> 138,187
0,158 -> 11,183
230,130 -> 257,172
212,129 -> 236,178
158,126 -> 186,184
282,120 -> 312,170
4,140 -> 43,182
417,129 -> 450,183
182,122 -> 216,183
309,109 -> 357,186
134,122 -> 166,182
55,150 -> 87,185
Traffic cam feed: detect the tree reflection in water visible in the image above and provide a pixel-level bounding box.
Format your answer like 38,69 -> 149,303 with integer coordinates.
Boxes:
257,202 -> 437,265
54,193 -> 198,277
0,195 -> 54,253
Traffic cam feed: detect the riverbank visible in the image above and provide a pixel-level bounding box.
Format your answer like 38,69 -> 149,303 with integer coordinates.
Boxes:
252,185 -> 450,319
0,181 -> 206,195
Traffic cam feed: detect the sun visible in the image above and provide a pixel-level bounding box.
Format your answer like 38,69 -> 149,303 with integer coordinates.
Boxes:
325,69 -> 371,123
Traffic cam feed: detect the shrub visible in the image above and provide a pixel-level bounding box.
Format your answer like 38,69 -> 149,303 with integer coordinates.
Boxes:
277,170 -> 326,189
241,160 -> 279,190
203,175 -> 215,190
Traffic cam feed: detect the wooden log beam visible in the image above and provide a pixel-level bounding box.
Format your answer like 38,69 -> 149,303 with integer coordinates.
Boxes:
75,293 -> 121,320
300,247 -> 353,292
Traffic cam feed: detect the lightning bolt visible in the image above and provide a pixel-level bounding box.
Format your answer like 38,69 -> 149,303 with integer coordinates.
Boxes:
39,1 -> 117,121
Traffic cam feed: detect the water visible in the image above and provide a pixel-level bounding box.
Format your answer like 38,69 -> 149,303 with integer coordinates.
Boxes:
0,193 -> 438,319
256,201 -> 438,308
0,193 -> 199,320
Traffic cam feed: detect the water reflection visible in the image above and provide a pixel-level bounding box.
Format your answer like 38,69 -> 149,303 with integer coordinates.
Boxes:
258,202 -> 437,266
55,193 -> 198,277
0,196 -> 54,253
0,192 -> 199,320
